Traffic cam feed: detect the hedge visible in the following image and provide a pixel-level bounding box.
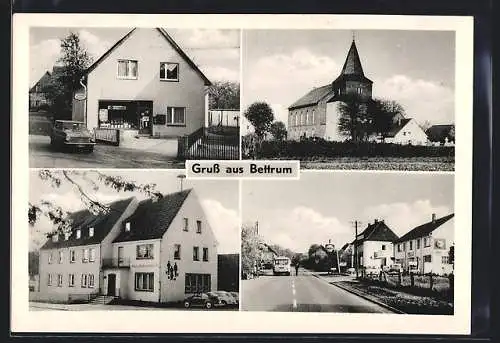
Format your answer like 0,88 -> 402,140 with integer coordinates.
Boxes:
250,140 -> 455,159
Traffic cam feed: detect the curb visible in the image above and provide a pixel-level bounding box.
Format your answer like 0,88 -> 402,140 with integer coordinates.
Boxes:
311,274 -> 406,314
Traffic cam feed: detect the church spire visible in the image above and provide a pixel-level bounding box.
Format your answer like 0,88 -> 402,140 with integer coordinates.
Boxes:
340,37 -> 365,77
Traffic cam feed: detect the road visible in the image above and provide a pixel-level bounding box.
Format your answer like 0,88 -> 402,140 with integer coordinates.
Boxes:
241,269 -> 392,313
29,135 -> 184,169
29,302 -> 238,311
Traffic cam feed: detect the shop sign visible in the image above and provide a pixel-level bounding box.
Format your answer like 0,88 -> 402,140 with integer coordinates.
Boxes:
99,109 -> 108,122
74,92 -> 86,101
108,105 -> 127,110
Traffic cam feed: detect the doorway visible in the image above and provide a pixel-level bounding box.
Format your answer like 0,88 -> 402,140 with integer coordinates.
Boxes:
137,101 -> 153,135
107,274 -> 116,296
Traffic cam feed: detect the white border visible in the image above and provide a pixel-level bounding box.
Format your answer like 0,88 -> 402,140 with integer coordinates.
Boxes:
12,14 -> 473,334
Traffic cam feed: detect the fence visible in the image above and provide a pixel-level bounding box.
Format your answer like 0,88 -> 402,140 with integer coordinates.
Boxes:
178,127 -> 240,160
94,128 -> 120,146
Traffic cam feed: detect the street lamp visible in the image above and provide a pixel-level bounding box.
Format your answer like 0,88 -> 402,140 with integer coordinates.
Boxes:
177,174 -> 186,191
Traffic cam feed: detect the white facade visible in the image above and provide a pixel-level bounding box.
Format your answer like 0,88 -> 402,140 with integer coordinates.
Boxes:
385,119 -> 428,146
356,241 -> 394,269
325,102 -> 345,141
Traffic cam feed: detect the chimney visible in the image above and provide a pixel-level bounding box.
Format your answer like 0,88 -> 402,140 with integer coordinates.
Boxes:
328,239 -> 331,244
432,213 -> 436,223
374,219 -> 378,224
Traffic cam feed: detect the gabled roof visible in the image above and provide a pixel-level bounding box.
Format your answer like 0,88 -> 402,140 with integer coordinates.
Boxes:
332,40 -> 373,85
426,125 -> 455,142
355,220 -> 399,244
288,84 -> 334,110
395,214 -> 454,243
386,118 -> 413,137
113,189 -> 192,243
29,71 -> 52,93
40,197 -> 135,250
83,28 -> 212,86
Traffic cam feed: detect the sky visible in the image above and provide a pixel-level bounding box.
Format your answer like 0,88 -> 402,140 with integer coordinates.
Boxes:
242,29 -> 455,134
29,27 -> 240,88
29,170 -> 239,254
242,172 -> 454,254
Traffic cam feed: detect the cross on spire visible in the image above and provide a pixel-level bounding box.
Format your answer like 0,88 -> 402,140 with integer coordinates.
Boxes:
352,30 -> 356,42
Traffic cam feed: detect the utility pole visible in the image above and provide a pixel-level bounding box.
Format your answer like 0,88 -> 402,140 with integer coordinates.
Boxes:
350,220 -> 361,279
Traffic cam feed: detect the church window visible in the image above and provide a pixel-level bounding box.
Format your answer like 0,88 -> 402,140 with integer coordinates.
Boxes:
312,110 -> 315,124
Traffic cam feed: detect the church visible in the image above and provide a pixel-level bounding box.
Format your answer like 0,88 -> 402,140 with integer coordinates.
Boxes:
287,39 -> 374,141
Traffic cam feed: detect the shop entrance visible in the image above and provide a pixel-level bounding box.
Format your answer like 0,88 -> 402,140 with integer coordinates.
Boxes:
97,100 -> 153,135
137,101 -> 153,135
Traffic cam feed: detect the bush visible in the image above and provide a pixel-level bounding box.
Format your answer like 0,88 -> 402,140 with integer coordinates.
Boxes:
252,140 -> 455,159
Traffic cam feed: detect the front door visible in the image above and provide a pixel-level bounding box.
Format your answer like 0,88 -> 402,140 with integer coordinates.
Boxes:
107,274 -> 116,296
137,101 -> 153,135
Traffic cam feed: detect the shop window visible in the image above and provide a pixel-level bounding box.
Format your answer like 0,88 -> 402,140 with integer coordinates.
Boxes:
136,244 -> 154,259
160,62 -> 179,81
184,273 -> 211,293
135,272 -> 154,292
167,107 -> 186,126
117,60 -> 138,79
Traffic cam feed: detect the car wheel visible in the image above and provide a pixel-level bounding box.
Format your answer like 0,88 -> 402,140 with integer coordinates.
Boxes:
205,301 -> 213,309
221,300 -> 227,306
183,301 -> 190,308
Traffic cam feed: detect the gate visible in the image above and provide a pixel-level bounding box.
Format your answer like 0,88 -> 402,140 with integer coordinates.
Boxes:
178,127 -> 240,160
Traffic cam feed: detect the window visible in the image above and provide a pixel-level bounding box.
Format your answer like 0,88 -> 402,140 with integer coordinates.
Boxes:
203,247 -> 209,262
423,255 -> 432,263
295,113 -> 299,126
381,245 -> 386,251
58,251 -> 63,264
397,244 -> 401,252
442,256 -> 449,264
174,244 -> 181,260
89,248 -> 96,262
193,246 -> 200,261
70,250 -> 76,263
166,107 -> 186,126
403,243 -> 406,251
183,218 -> 189,231
136,244 -> 154,259
424,237 -> 431,247
306,111 -> 310,125
57,274 -> 63,287
312,110 -> 315,125
47,274 -> 52,286
184,273 -> 211,293
409,241 -> 413,250
89,227 -> 94,237
160,62 -> 179,81
196,220 -> 202,234
48,252 -> 53,264
68,274 -> 75,287
76,229 -> 81,239
117,60 -> 138,79
301,113 -> 305,125
88,274 -> 95,288
125,222 -> 131,232
416,239 -> 421,249
81,274 -> 88,288
82,248 -> 89,262
135,272 -> 154,291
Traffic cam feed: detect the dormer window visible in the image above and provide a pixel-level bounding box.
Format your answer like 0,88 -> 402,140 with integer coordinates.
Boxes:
125,222 -> 131,232
76,229 -> 81,239
89,227 -> 94,237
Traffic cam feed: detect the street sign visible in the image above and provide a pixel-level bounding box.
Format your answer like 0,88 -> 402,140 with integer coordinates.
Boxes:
74,93 -> 86,101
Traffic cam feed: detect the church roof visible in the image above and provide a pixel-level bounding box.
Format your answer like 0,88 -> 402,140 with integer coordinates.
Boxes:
333,40 -> 373,84
288,84 -> 334,110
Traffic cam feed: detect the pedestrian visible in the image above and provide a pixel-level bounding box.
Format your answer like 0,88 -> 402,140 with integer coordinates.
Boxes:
173,262 -> 178,279
166,260 -> 171,279
295,262 -> 300,276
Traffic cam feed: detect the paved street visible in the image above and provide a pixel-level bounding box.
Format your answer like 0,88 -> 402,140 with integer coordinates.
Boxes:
29,135 -> 184,169
241,269 -> 392,313
29,302 -> 237,311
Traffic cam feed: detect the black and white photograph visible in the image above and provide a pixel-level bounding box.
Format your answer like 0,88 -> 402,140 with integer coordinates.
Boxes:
241,172 -> 454,314
241,30 -> 456,171
29,27 -> 240,168
28,170 -> 240,310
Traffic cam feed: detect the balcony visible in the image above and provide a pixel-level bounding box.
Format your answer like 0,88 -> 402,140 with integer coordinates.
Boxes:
102,258 -> 130,268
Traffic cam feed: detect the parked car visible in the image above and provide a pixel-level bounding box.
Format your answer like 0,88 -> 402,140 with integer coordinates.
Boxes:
214,291 -> 237,306
183,292 -> 224,309
229,292 -> 239,305
387,264 -> 403,275
50,120 -> 96,153
365,266 -> 382,275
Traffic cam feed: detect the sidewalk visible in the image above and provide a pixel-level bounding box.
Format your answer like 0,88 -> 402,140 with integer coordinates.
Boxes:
118,136 -> 178,156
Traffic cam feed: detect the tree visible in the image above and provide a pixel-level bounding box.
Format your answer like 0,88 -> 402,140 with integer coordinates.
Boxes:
241,223 -> 262,277
337,95 -> 372,143
269,121 -> 287,141
368,98 -> 407,140
208,81 -> 240,110
244,102 -> 274,140
45,32 -> 93,121
29,170 -> 163,237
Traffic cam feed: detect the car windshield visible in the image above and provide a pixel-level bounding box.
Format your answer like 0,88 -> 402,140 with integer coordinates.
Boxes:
61,122 -> 85,131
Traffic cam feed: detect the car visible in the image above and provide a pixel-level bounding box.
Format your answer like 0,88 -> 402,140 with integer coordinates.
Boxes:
183,292 -> 224,309
386,264 -> 403,275
50,120 -> 96,153
228,292 -> 239,305
213,291 -> 237,306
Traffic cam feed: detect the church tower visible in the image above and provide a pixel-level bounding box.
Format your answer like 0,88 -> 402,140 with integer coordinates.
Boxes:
331,37 -> 373,101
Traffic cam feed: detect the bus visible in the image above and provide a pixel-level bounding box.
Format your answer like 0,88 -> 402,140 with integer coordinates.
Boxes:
273,256 -> 291,276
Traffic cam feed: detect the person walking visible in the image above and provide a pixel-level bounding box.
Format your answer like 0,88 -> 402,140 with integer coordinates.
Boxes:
295,261 -> 300,276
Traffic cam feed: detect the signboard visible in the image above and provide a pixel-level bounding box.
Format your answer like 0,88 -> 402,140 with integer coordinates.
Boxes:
108,105 -> 127,110
99,109 -> 108,122
74,93 -> 86,101
324,244 -> 335,253
407,251 -> 415,258
434,238 -> 446,250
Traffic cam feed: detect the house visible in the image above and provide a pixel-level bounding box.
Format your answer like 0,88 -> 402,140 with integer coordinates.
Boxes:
393,213 -> 454,275
72,28 -> 212,142
29,71 -> 52,110
37,188 -> 218,304
426,124 -> 455,146
287,38 -> 373,141
384,118 -> 428,146
217,254 -> 240,292
338,242 -> 354,271
353,219 -> 399,270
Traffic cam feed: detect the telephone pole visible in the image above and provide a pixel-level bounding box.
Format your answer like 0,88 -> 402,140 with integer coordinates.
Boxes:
350,220 -> 362,279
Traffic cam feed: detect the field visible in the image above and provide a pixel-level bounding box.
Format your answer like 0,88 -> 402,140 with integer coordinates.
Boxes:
299,156 -> 454,171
